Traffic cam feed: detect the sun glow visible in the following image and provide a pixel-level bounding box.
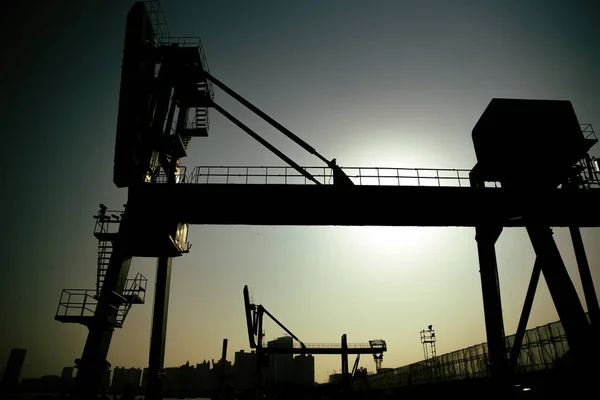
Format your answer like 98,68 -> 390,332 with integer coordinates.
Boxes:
350,226 -> 439,253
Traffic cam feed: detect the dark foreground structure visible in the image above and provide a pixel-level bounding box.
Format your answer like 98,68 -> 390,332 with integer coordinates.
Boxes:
51,1 -> 600,399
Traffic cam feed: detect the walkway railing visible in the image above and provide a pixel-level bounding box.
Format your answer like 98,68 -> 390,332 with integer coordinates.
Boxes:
162,166 -> 492,188
145,1 -> 170,45
55,289 -> 98,319
154,161 -> 600,189
93,208 -> 123,237
151,123 -> 599,188
290,343 -> 379,349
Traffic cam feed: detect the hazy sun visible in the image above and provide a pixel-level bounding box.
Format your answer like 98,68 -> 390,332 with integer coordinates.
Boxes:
352,226 -> 436,252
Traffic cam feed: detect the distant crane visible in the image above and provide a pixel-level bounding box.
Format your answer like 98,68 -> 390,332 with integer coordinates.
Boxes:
243,285 -> 386,397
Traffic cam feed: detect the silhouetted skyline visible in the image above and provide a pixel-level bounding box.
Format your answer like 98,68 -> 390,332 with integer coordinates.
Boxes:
1,0 -> 599,384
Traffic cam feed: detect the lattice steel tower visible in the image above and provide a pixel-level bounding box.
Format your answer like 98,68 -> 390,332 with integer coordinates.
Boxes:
420,325 -> 436,360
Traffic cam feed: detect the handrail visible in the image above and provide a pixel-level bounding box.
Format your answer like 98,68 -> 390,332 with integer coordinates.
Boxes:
295,343 -> 383,349
93,208 -> 123,236
156,125 -> 598,188
56,286 -> 144,319
151,149 -> 600,189
157,165 -> 486,188
124,273 -> 148,303
56,289 -> 98,318
144,1 -> 170,45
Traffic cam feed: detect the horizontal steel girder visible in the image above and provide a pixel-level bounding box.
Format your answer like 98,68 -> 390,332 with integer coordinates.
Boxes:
261,347 -> 384,355
127,184 -> 600,227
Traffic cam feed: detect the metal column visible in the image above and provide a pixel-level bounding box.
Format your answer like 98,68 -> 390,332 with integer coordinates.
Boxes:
144,65 -> 182,400
71,248 -> 132,400
341,334 -> 349,386
525,225 -> 591,363
475,223 -> 508,381
145,256 -> 173,400
509,258 -> 542,369
569,225 -> 600,327
470,168 -> 508,382
255,307 -> 265,400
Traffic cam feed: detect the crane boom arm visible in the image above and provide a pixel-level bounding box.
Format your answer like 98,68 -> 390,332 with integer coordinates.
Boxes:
212,102 -> 321,185
204,71 -> 354,186
260,305 -> 307,349
204,71 -> 329,164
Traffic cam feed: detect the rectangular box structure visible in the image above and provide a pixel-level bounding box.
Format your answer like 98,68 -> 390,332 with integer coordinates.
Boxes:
472,98 -> 588,188
114,2 -> 158,188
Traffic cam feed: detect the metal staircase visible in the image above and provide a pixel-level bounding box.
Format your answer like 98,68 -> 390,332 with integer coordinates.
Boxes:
54,205 -> 147,328
164,36 -> 214,146
195,97 -> 209,131
179,72 -> 212,142
95,239 -> 114,297
93,207 -> 121,297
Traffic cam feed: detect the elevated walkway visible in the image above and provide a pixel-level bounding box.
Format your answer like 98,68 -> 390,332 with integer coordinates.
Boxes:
266,341 -> 387,355
126,124 -> 600,228
128,182 -> 600,227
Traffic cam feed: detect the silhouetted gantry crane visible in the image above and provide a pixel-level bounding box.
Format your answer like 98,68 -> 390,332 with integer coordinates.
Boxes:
53,1 -> 600,399
242,285 -> 386,397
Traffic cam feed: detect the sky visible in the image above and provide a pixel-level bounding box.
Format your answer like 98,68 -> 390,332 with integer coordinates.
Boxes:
1,0 -> 600,384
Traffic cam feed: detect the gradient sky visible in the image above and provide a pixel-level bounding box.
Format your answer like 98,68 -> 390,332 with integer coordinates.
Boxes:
1,0 -> 600,384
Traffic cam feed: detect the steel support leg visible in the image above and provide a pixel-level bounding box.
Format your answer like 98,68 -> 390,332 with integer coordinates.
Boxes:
71,249 -> 132,400
569,225 -> 600,327
145,256 -> 173,400
256,310 -> 264,400
509,257 -> 542,369
475,224 -> 508,381
341,334 -> 349,388
525,225 -> 591,363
